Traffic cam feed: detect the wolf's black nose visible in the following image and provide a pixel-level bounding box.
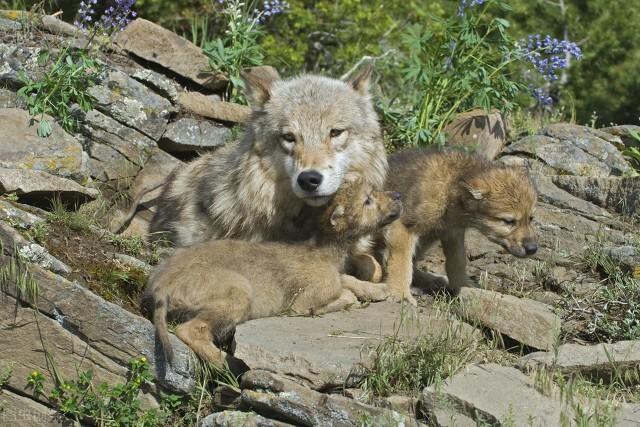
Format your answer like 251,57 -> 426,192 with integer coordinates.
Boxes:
298,170 -> 323,192
392,191 -> 402,201
523,241 -> 538,255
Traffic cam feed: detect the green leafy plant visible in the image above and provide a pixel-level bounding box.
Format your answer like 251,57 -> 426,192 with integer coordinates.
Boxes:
621,129 -> 640,172
26,369 -> 45,397
46,357 -> 171,426
17,48 -> 100,137
203,0 -> 265,102
381,0 -> 582,147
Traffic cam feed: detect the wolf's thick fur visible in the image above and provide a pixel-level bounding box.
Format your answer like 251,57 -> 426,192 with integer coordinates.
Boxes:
378,149 -> 538,304
148,67 -> 387,247
144,182 -> 402,366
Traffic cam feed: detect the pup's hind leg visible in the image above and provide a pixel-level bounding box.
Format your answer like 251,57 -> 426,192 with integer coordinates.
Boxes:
315,289 -> 359,314
348,254 -> 383,283
340,274 -> 389,302
175,318 -> 227,367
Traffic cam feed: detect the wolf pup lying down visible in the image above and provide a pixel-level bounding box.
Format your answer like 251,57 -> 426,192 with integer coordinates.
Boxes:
375,149 -> 538,305
143,181 -> 402,366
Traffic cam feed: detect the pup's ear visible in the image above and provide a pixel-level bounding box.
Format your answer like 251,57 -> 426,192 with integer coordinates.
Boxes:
330,205 -> 345,227
461,180 -> 486,200
346,64 -> 373,95
241,66 -> 280,108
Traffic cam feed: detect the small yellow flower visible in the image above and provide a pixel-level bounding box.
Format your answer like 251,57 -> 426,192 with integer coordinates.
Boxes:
139,356 -> 147,363
31,370 -> 40,377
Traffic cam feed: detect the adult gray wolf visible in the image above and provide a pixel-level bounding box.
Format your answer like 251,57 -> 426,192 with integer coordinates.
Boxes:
148,66 -> 387,247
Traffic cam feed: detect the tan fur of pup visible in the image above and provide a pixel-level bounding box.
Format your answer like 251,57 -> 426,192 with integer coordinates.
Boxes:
148,67 -> 387,248
144,182 -> 402,366
378,149 -> 538,305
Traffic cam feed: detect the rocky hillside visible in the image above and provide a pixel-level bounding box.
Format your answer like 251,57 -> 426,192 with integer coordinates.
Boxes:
1,12 -> 640,427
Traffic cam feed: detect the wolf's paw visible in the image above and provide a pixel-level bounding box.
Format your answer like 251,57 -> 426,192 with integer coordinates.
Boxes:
389,290 -> 417,307
360,282 -> 390,302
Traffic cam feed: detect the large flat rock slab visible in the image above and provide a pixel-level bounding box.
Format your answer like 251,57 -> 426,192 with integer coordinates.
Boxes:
233,302 -> 479,390
0,108 -> 84,178
0,168 -> 98,206
0,389 -> 72,426
552,175 -> 640,216
114,18 -> 226,90
518,340 -> 640,379
422,364 -> 640,426
456,287 -> 561,350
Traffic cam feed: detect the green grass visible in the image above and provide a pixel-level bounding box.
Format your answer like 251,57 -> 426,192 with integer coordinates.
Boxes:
580,241 -> 640,341
0,243 -> 40,305
361,304 -> 480,398
46,197 -> 96,233
106,234 -> 146,257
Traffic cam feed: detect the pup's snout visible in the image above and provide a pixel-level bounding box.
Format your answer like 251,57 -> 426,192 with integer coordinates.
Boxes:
392,191 -> 402,201
523,241 -> 538,256
297,170 -> 323,192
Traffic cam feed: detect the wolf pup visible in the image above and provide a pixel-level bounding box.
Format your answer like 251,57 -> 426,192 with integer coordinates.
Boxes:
379,149 -> 537,305
144,181 -> 402,366
148,66 -> 387,247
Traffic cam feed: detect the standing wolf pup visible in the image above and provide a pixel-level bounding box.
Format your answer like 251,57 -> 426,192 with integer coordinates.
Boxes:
145,181 -> 402,366
376,149 -> 538,305
149,66 -> 387,247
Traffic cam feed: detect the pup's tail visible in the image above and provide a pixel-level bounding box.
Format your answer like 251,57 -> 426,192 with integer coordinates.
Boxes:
153,295 -> 173,365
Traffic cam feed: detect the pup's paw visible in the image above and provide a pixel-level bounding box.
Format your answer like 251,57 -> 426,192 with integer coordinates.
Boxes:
360,282 -> 390,302
389,289 -> 417,307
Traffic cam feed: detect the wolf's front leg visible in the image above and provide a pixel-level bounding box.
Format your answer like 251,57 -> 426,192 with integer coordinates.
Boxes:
441,227 -> 471,295
340,274 -> 389,302
383,221 -> 418,305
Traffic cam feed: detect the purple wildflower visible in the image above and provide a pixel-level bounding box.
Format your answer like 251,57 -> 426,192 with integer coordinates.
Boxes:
532,87 -> 553,106
256,0 -> 289,22
457,0 -> 485,16
74,0 -> 98,31
100,0 -> 137,32
521,34 -> 582,82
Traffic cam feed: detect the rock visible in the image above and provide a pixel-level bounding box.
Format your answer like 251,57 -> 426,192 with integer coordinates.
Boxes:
532,173 -> 611,220
88,68 -> 175,141
0,43 -> 46,88
382,395 -> 419,416
601,125 -> 640,149
0,88 -> 25,108
201,411 -> 294,427
518,340 -> 640,380
445,109 -> 507,160
0,296 -> 130,404
39,15 -> 82,37
0,168 -> 98,206
114,18 -> 226,90
552,175 -> 640,216
504,124 -> 634,178
131,69 -> 180,104
0,108 -> 85,178
233,302 -> 479,390
0,222 -> 71,275
81,109 -> 156,182
0,389 -> 73,426
178,91 -> 251,123
113,253 -> 152,274
0,200 -> 45,229
0,256 -> 196,393
421,364 -> 640,426
240,370 -> 422,427
0,16 -> 20,30
544,123 -> 632,176
456,287 -> 561,350
159,118 -> 230,153
605,246 -> 640,273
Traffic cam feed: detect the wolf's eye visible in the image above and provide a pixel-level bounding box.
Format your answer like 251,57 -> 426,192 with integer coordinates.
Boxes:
330,129 -> 345,138
502,218 -> 517,226
282,133 -> 296,142
364,195 -> 373,206
529,216 -> 534,222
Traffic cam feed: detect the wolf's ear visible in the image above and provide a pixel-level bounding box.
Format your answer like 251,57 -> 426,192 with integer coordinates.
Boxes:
461,180 -> 486,200
241,67 -> 280,108
330,205 -> 345,227
346,64 -> 373,95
